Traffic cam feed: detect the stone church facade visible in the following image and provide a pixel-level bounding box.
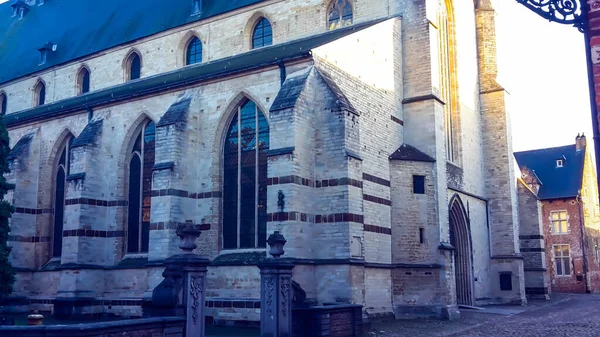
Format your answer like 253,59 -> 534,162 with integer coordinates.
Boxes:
0,0 -> 526,322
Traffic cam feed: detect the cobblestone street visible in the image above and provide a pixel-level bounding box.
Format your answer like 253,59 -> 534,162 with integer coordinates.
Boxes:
368,294 -> 600,337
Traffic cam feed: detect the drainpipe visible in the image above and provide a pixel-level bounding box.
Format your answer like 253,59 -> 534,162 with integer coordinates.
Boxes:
577,193 -> 591,293
277,60 -> 286,86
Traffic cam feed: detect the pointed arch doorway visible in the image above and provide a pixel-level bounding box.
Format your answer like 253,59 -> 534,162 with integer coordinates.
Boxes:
449,195 -> 475,306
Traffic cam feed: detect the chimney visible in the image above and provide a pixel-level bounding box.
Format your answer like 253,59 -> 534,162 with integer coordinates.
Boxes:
576,133 -> 587,151
521,166 -> 541,195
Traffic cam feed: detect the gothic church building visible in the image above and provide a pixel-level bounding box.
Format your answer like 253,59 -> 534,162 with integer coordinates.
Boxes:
0,0 -> 526,321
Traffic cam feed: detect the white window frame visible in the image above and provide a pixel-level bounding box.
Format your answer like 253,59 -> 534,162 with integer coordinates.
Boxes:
550,210 -> 569,234
556,159 -> 563,167
553,244 -> 571,277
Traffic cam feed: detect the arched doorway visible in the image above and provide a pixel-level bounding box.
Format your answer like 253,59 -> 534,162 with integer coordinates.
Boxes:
449,195 -> 474,306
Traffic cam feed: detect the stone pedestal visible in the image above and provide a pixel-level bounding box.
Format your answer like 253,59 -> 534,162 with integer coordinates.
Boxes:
149,223 -> 209,337
259,231 -> 294,337
259,260 -> 294,337
170,253 -> 209,337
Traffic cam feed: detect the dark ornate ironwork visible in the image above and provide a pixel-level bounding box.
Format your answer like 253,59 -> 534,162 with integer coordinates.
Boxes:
515,0 -> 588,32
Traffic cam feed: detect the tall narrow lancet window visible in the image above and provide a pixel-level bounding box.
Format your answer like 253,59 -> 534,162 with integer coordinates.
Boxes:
0,93 -> 6,115
126,52 -> 142,81
438,0 -> 458,163
127,121 -> 156,253
223,100 -> 269,249
186,36 -> 203,65
77,67 -> 90,95
34,81 -> 45,107
252,18 -> 273,49
53,137 -> 72,258
328,0 -> 353,30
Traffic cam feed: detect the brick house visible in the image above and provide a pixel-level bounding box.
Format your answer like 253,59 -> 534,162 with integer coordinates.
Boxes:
0,0 -> 525,322
515,134 -> 600,294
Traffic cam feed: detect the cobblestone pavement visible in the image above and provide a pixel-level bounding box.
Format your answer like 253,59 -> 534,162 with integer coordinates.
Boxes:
367,294 -> 600,337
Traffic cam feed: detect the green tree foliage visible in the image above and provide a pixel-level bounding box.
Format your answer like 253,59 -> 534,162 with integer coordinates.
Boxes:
0,114 -> 14,300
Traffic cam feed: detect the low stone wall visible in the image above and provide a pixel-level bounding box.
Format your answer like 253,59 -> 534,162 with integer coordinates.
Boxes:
0,317 -> 185,337
292,304 -> 363,337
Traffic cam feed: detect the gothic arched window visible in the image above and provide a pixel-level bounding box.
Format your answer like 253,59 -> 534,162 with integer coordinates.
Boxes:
186,36 -> 203,65
223,100 -> 269,249
252,18 -> 273,49
77,67 -> 90,95
53,137 -> 72,258
0,93 -> 6,115
126,121 -> 155,253
328,0 -> 353,30
126,52 -> 142,81
34,81 -> 45,107
438,0 -> 458,163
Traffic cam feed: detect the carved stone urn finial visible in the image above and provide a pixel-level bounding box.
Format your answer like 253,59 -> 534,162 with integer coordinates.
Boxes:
176,223 -> 202,253
267,231 -> 287,259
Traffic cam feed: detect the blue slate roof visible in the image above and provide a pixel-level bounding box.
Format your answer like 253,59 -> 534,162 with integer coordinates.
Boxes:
514,144 -> 585,200
0,0 -> 266,85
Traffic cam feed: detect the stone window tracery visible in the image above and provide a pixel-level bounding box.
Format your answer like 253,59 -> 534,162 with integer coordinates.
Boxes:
77,67 -> 90,95
186,36 -> 203,65
34,81 -> 45,107
328,0 -> 353,30
252,18 -> 273,49
53,137 -> 72,258
126,52 -> 142,81
223,100 -> 269,249
127,121 -> 155,253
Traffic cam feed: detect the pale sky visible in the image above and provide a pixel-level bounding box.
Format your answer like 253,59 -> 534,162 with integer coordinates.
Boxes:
494,1 -> 591,152
0,0 -> 591,153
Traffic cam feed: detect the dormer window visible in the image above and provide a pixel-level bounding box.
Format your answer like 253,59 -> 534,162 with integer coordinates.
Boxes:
38,42 -> 56,66
11,1 -> 30,19
556,159 -> 563,168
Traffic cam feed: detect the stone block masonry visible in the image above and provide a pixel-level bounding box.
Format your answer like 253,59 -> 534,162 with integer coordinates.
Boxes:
1,0 -> 528,324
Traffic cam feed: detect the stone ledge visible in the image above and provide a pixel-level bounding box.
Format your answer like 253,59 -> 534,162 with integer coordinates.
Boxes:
152,161 -> 175,171
0,317 -> 185,335
267,147 -> 295,157
66,173 -> 86,181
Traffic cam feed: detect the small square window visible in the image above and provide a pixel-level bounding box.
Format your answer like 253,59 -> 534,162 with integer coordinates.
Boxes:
556,159 -> 563,168
499,272 -> 512,291
413,175 -> 425,194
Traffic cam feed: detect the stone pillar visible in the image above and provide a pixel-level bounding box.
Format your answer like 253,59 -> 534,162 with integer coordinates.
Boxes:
150,97 -> 194,262
259,232 -> 294,337
168,223 -> 209,337
6,129 -> 41,270
476,1 -> 526,304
